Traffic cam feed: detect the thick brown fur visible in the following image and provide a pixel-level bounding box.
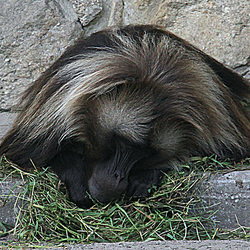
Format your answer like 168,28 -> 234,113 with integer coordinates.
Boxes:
0,25 -> 249,207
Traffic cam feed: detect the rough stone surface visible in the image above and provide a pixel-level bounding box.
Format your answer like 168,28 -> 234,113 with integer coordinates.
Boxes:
70,0 -> 102,26
0,113 -> 17,141
48,240 -> 250,249
0,0 -> 83,109
82,0 -> 125,36
0,177 -> 24,227
122,0 -> 250,69
1,240 -> 249,249
63,240 -> 250,249
195,170 -> 250,229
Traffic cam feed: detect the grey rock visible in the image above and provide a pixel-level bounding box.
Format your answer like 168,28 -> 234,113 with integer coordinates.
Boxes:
0,0 -> 83,109
82,0 -> 124,36
195,170 -> 250,229
70,0 -> 102,26
0,113 -> 17,141
122,0 -> 250,69
106,0 -> 124,27
234,64 -> 250,80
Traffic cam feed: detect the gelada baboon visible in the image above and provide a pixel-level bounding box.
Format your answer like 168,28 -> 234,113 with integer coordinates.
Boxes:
0,25 -> 249,207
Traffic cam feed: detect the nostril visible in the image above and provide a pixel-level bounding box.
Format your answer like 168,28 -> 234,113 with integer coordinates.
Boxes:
114,173 -> 120,179
114,173 -> 125,182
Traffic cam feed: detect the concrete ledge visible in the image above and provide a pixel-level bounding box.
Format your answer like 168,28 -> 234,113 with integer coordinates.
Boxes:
195,170 -> 250,229
50,240 -> 250,249
1,170 -> 250,230
0,177 -> 24,226
0,240 -> 249,249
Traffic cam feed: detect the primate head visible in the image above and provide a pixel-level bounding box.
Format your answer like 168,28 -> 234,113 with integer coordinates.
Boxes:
0,25 -> 249,208
52,135 -> 157,207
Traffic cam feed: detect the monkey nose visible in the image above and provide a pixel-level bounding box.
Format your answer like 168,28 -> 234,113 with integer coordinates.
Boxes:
88,174 -> 128,204
89,184 -> 122,203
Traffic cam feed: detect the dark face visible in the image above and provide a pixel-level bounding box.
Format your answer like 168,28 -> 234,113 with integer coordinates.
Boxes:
87,142 -> 143,203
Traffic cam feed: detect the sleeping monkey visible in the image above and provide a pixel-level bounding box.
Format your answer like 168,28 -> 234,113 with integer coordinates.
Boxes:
1,25 -> 249,207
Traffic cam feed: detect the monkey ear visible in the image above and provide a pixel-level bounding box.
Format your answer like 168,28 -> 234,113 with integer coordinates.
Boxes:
49,151 -> 93,208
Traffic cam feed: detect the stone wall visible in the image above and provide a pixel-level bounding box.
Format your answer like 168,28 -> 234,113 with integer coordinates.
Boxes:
0,0 -> 249,109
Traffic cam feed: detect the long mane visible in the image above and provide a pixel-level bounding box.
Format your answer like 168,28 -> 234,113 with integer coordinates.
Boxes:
0,25 -> 249,168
